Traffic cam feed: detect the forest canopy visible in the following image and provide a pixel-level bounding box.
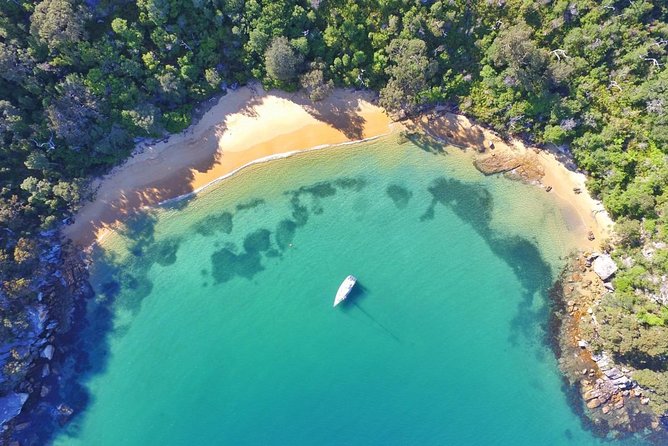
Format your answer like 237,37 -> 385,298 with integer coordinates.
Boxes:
1,0 -> 668,419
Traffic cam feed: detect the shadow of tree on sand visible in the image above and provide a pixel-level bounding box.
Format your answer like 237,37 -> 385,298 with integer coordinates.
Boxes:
277,89 -> 370,140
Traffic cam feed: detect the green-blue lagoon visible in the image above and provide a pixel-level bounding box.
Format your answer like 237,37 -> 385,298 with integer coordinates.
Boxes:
55,135 -> 639,445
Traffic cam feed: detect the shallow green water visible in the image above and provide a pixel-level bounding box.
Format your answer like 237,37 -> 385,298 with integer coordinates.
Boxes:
55,135 -> 638,445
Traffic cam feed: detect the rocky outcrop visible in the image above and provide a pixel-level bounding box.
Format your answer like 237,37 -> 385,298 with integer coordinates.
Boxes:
40,345 -> 54,361
593,353 -> 634,390
653,276 -> 668,306
473,150 -> 545,184
0,231 -> 92,440
0,393 -> 28,425
592,254 -> 617,281
473,152 -> 523,174
550,253 -> 661,438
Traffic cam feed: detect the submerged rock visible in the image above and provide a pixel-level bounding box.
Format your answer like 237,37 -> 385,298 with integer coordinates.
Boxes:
0,393 -> 28,425
592,254 -> 617,281
40,345 -> 54,361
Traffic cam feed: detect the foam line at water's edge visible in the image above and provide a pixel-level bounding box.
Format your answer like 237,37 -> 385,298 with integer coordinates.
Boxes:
155,132 -> 391,207
81,130 -> 395,250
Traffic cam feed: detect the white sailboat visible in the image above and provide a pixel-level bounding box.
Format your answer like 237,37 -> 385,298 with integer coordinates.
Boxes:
333,275 -> 357,307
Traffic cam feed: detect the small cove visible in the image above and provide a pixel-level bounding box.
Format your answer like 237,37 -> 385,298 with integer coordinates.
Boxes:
54,135 -> 648,445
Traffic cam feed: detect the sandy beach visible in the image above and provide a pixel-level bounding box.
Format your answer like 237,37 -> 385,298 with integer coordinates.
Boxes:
64,85 -> 613,251
64,85 -> 392,246
413,112 -> 613,251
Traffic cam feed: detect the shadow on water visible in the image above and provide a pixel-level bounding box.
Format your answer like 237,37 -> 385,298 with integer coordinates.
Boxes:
419,176 -> 553,348
12,208 -> 172,445
339,283 -> 401,343
22,174 -> 374,444
338,281 -> 368,308
404,131 -> 448,155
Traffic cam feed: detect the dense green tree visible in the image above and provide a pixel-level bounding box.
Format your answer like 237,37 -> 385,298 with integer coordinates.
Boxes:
264,36 -> 304,83
46,76 -> 102,149
488,23 -> 552,93
379,38 -> 434,116
30,0 -> 88,50
0,42 -> 32,84
1,0 -> 668,430
615,218 -> 643,248
300,64 -> 333,102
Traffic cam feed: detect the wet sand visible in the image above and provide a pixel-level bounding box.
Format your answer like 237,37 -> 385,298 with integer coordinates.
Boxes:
64,85 -> 392,246
413,112 -> 613,251
64,88 -> 612,253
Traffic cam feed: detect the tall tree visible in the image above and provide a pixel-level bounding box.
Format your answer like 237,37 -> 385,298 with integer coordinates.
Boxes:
264,36 -> 304,82
379,38 -> 434,116
30,0 -> 88,50
488,23 -> 551,93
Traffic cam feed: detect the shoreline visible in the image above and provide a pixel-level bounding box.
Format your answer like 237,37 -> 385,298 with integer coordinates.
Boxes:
64,84 -> 393,247
64,86 -> 613,253
156,134 -> 388,207
410,112 -> 613,251
49,87 -> 666,442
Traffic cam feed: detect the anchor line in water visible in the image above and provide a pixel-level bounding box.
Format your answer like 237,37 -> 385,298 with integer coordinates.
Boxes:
352,301 -> 401,343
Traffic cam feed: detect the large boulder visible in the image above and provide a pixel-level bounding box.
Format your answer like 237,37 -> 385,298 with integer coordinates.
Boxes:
0,393 -> 28,425
593,254 -> 618,281
40,344 -> 54,361
658,277 -> 668,306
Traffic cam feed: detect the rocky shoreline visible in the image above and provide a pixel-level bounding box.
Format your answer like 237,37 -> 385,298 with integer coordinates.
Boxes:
0,232 -> 93,445
548,252 -> 668,443
458,128 -> 668,441
1,112 -> 664,444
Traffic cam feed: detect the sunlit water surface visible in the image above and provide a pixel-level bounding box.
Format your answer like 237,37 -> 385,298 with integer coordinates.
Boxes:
55,135 -> 647,445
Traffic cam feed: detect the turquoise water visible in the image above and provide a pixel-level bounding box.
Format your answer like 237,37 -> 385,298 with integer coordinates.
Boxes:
55,136 -> 639,445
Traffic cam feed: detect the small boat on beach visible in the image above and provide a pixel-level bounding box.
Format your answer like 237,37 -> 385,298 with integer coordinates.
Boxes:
333,275 -> 357,307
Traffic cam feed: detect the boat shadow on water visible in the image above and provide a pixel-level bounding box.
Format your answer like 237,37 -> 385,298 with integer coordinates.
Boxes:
337,282 -> 401,343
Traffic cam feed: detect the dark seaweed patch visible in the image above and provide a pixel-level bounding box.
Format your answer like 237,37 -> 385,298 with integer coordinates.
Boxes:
334,177 -> 367,191
211,248 -> 264,283
243,229 -> 272,253
236,198 -> 265,211
265,249 -> 280,258
300,181 -> 337,198
120,212 -> 158,257
290,197 -> 309,227
151,238 -> 180,266
283,177 -> 367,225
193,211 -> 233,236
117,273 -> 154,314
420,176 -> 552,347
275,219 -> 297,250
99,280 -> 120,299
386,184 -> 413,209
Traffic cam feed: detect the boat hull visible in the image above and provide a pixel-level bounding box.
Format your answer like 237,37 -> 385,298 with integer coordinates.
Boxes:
333,275 -> 357,307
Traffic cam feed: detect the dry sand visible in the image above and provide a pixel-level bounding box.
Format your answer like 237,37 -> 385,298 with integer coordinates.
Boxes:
64,85 -> 392,246
413,112 -> 613,251
64,86 -> 613,252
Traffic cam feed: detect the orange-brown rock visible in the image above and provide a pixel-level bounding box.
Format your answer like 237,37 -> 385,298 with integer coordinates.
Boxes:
473,151 -> 544,183
587,398 -> 602,409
